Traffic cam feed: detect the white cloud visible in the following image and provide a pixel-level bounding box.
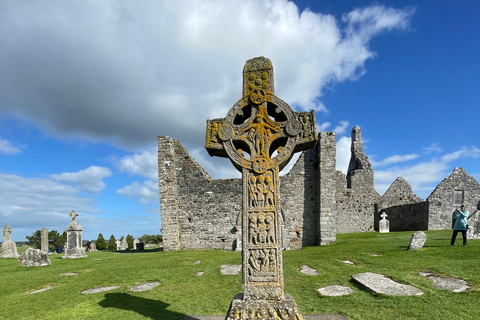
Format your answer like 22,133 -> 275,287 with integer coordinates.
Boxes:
117,179 -> 159,206
423,143 -> 442,154
440,146 -> 480,163
0,136 -> 23,155
114,147 -> 158,180
372,153 -> 419,167
51,166 -> 112,193
317,122 -> 331,132
0,1 -> 415,153
336,136 -> 351,174
333,120 -> 350,135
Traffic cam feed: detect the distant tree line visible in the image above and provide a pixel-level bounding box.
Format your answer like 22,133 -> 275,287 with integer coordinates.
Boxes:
26,230 -> 162,251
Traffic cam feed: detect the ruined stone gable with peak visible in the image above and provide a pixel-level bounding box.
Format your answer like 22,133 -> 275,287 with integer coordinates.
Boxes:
158,127 -> 480,251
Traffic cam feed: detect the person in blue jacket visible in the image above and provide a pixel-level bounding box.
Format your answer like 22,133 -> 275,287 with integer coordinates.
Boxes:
450,204 -> 469,246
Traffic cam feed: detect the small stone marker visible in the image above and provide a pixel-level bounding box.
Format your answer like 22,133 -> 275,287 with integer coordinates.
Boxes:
352,272 -> 423,296
19,248 -> 51,267
82,286 -> 121,294
63,210 -> 87,259
196,271 -> 205,276
221,265 -> 242,275
379,212 -> 389,233
419,272 -> 469,292
299,265 -> 319,276
129,282 -> 161,292
41,228 -> 49,252
1,225 -> 20,258
407,231 -> 427,250
60,273 -> 79,276
317,285 -> 354,296
193,260 -> 201,264
29,286 -> 55,294
342,260 -> 355,265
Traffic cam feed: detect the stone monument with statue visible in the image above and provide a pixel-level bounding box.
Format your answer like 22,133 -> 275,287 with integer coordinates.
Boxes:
62,210 -> 87,259
1,225 -> 20,258
206,56 -> 317,319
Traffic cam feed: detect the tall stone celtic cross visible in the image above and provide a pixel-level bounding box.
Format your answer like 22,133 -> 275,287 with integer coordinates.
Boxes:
2,225 -> 12,241
206,57 -> 317,319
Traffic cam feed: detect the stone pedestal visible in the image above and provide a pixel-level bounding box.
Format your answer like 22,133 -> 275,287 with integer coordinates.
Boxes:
63,210 -> 87,259
1,225 -> 20,258
226,294 -> 303,320
1,239 -> 20,258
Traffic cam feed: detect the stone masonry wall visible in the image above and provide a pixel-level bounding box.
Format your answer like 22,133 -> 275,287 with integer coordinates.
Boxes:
427,167 -> 480,238
376,177 -> 428,231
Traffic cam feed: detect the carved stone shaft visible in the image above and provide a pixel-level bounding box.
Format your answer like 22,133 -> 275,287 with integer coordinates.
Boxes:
206,57 -> 317,319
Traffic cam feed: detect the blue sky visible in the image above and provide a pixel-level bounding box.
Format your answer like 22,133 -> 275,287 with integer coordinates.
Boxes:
1,0 -> 479,242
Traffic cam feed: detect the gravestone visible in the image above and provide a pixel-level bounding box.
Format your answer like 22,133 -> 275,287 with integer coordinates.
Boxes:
115,239 -> 121,250
41,228 -> 49,252
206,56 -> 317,319
1,225 -> 20,258
407,231 -> 427,250
19,248 -> 51,267
352,272 -> 423,296
379,212 -> 389,233
121,238 -> 128,250
90,242 -> 97,251
133,238 -> 140,249
62,210 -> 87,259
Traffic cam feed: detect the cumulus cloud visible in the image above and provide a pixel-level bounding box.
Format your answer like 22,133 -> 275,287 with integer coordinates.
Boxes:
374,146 -> 480,198
114,147 -> 158,180
372,153 -> 419,167
423,143 -> 442,154
51,166 -> 112,193
117,179 -> 159,206
333,120 -> 350,136
0,0 -> 415,155
0,136 -> 23,155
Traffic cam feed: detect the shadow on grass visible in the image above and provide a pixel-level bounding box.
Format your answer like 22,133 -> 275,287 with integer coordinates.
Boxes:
99,292 -> 184,320
114,247 -> 165,254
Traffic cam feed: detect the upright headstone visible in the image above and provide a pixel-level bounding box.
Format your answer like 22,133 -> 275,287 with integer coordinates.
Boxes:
206,57 -> 317,319
133,238 -> 140,249
41,228 -> 49,252
62,210 -> 87,259
121,238 -> 128,250
379,212 -> 390,233
115,239 -> 121,251
1,225 -> 20,258
407,231 -> 427,250
90,242 -> 97,251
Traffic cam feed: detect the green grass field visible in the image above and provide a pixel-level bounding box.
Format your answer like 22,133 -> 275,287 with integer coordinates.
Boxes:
1,230 -> 479,320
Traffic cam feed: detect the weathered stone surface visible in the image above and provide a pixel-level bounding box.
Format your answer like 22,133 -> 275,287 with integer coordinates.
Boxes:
206,57 -> 315,318
342,260 -> 354,265
60,272 -> 79,276
1,225 -> 20,258
226,294 -> 303,320
29,286 -> 55,294
220,265 -> 241,275
420,272 -> 469,292
63,210 -> 87,259
183,315 -> 348,320
317,285 -> 354,296
82,286 -> 120,294
407,231 -> 427,250
352,272 -> 423,296
41,228 -> 49,252
129,282 -> 161,292
299,265 -> 319,276
19,248 -> 51,267
427,168 -> 480,235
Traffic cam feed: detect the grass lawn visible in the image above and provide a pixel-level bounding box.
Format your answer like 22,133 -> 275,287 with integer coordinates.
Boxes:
1,230 -> 479,320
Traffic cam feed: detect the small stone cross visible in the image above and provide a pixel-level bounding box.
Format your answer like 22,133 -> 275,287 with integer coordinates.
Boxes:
206,57 -> 317,319
380,212 -> 387,220
2,224 -> 12,241
69,209 -> 79,221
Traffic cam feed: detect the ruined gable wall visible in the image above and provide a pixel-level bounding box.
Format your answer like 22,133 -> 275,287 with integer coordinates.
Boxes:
158,136 -> 242,251
427,167 -> 480,238
377,177 -> 428,231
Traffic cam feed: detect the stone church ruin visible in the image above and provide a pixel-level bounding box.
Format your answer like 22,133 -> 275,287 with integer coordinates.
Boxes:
158,104 -> 479,253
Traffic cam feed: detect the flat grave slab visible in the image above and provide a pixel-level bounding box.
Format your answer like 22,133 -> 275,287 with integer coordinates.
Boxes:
129,282 -> 161,292
220,265 -> 241,275
82,286 -> 120,294
317,285 -> 354,296
352,272 -> 423,296
420,272 -> 469,292
300,265 -> 319,275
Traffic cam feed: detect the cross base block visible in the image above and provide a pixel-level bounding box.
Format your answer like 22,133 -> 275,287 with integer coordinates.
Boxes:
226,293 -> 303,320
